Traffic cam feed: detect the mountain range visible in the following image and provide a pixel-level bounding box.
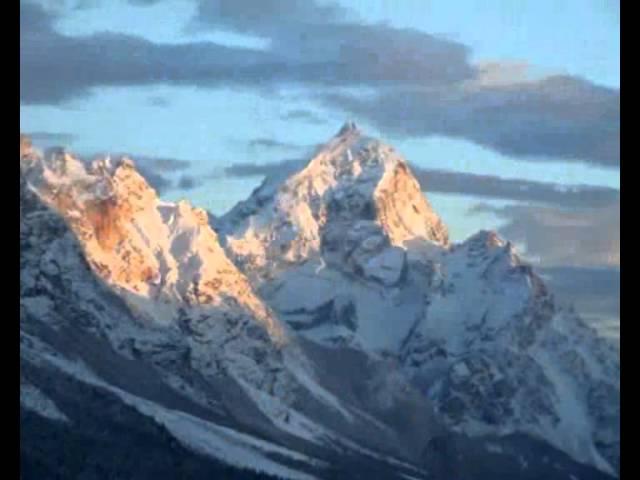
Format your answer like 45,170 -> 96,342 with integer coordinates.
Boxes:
20,124 -> 620,479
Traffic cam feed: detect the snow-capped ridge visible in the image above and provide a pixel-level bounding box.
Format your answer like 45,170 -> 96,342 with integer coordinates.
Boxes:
20,144 -> 287,344
218,124 -> 449,282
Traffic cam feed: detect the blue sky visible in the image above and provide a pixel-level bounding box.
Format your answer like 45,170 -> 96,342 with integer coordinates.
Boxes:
20,0 -> 619,265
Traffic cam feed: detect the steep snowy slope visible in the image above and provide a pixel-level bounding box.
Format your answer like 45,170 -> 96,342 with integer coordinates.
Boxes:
217,124 -> 620,477
403,231 -> 620,475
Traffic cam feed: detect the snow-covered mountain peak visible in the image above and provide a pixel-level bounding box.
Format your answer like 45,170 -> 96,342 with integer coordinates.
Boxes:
218,125 -> 449,282
20,142 -> 286,343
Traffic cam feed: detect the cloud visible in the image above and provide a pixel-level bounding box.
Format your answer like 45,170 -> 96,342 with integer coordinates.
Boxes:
412,167 -> 619,209
539,266 -> 619,333
25,131 -> 76,146
21,1 -> 57,31
247,138 -> 304,152
147,95 -> 170,107
20,0 -> 619,166
176,175 -> 201,190
223,158 -> 304,178
20,2 -> 288,104
539,265 -> 619,315
20,0 -> 474,104
281,109 -> 326,125
134,164 -> 173,193
71,0 -> 101,8
190,0 -> 474,86
221,158 -> 619,209
471,201 -> 620,268
129,154 -> 191,172
122,154 -> 198,191
189,0 -> 348,34
324,75 -> 619,167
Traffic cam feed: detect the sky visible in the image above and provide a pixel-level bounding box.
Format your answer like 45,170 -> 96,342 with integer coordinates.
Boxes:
20,0 -> 619,327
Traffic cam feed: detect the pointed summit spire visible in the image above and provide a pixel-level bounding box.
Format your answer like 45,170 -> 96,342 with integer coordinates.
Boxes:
337,120 -> 359,136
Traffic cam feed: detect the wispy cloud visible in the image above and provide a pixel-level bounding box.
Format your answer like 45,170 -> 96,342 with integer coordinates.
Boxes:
130,155 -> 191,172
135,165 -> 173,193
21,1 -> 288,104
188,0 -> 349,33
147,95 -> 170,107
222,158 -> 304,178
412,167 -> 619,209
471,201 -> 620,268
539,266 -> 619,331
176,175 -> 201,190
280,109 -> 326,125
221,158 -> 619,209
247,138 -> 304,152
323,75 -> 619,168
25,131 -> 76,146
20,0 -> 474,99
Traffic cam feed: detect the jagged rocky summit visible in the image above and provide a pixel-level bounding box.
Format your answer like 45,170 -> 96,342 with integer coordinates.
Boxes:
20,126 -> 619,480
217,122 -> 448,283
